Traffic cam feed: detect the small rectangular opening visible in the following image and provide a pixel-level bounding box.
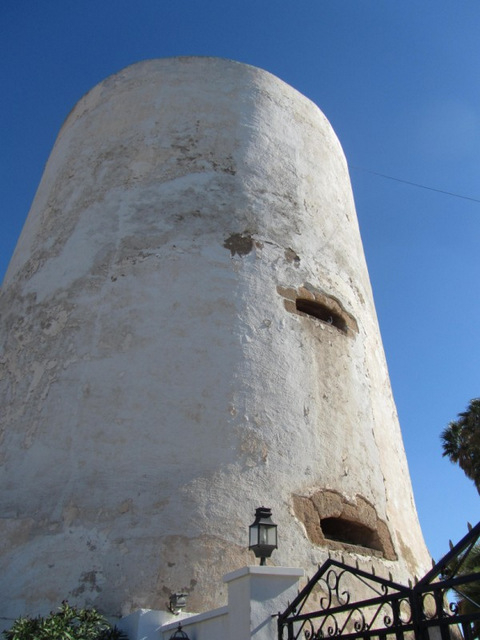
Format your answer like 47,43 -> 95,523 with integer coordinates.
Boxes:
295,299 -> 347,333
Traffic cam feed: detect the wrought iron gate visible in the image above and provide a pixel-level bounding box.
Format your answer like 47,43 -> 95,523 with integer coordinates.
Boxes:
278,521 -> 480,640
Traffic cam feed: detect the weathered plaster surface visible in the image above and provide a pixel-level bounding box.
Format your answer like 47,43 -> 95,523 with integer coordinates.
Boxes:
0,57 -> 430,621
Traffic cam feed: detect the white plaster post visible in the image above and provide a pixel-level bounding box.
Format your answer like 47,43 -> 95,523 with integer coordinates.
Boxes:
224,567 -> 304,640
119,609 -> 174,640
159,566 -> 304,640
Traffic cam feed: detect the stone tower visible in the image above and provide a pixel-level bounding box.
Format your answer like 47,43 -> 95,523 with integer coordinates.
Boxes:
0,58 -> 430,621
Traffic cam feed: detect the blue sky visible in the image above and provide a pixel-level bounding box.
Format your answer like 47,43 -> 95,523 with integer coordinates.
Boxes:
1,1 -> 479,563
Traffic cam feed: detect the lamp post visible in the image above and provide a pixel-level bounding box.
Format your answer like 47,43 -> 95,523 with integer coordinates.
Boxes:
249,506 -> 278,565
168,623 -> 190,640
168,593 -> 188,615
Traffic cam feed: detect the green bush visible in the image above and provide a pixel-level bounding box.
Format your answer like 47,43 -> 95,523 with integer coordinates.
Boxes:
2,601 -> 127,640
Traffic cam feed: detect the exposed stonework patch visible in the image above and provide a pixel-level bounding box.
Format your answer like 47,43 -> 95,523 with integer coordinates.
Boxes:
278,283 -> 358,335
284,247 -> 300,265
292,490 -> 397,560
223,232 -> 254,257
276,285 -> 297,301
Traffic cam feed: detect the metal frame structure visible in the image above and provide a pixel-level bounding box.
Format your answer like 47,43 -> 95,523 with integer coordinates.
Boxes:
278,521 -> 480,640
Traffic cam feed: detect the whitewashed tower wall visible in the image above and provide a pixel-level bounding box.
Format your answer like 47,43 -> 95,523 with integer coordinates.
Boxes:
0,58 -> 430,620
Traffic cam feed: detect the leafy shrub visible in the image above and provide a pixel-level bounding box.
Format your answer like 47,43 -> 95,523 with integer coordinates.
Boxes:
2,601 -> 128,640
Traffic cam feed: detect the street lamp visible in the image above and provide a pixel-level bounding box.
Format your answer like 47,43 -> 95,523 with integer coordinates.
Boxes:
169,623 -> 190,640
168,593 -> 188,615
249,506 -> 278,565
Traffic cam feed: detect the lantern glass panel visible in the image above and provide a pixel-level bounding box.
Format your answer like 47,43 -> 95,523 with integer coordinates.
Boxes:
263,525 -> 277,546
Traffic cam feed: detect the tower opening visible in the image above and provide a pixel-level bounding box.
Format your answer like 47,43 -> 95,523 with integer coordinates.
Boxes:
295,298 -> 347,333
292,491 -> 397,560
320,517 -> 383,553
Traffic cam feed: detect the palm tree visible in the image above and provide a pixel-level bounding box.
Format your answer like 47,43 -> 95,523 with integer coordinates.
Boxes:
449,543 -> 480,639
441,398 -> 480,495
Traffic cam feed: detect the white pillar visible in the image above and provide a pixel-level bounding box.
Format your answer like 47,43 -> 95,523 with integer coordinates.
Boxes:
224,566 -> 304,640
159,566 -> 304,640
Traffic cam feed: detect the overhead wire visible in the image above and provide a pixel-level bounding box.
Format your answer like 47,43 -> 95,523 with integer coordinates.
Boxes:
348,165 -> 480,204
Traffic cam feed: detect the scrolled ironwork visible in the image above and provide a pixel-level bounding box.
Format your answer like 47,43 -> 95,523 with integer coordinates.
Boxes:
419,590 -> 441,620
343,606 -> 367,634
278,521 -> 480,640
304,619 -> 316,640
322,613 -> 340,636
319,568 -> 351,611
353,618 -> 366,632
398,596 -> 413,625
449,600 -> 459,614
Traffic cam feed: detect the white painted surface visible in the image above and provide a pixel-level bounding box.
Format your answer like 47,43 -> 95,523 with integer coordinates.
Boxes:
157,566 -> 303,640
119,609 -> 175,640
0,57 -> 430,621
